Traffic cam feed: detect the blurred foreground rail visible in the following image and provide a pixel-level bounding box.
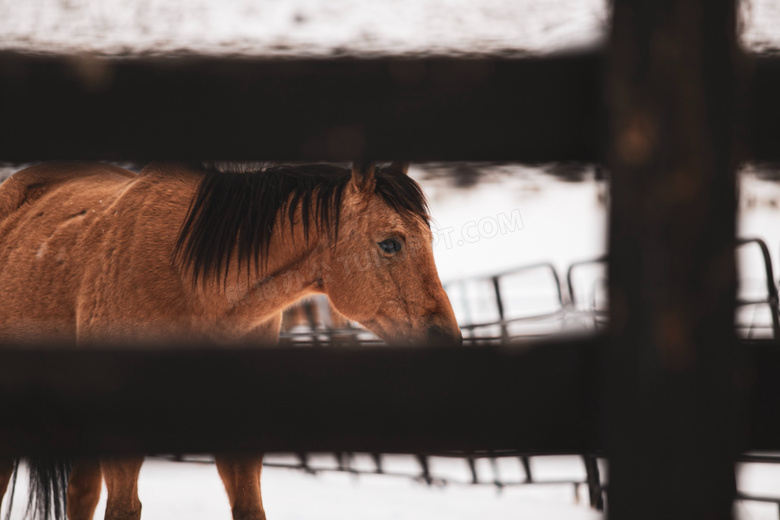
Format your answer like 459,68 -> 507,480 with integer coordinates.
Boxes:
0,338 -> 778,455
0,338 -> 601,456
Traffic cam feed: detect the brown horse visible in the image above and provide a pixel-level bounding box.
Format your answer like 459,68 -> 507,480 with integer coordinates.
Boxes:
0,160 -> 460,520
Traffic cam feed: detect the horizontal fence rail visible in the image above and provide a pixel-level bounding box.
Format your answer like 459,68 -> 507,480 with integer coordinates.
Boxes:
0,50 -> 778,162
0,50 -> 602,162
0,338 -> 778,457
0,338 -> 603,457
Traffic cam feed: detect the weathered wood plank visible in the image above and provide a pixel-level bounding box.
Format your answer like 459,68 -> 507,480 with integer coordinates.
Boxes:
0,50 -> 602,162
0,338 -> 602,456
748,55 -> 780,162
606,1 -> 743,519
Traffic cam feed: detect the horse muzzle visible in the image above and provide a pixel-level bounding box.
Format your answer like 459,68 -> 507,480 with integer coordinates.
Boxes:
425,324 -> 463,346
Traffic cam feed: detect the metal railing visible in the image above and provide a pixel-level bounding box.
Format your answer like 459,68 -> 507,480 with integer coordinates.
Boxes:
280,238 -> 780,346
737,238 -> 780,339
159,451 -> 606,509
268,239 -> 780,514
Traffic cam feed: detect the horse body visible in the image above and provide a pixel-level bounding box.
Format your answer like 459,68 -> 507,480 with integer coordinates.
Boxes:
0,160 -> 460,519
0,162 -> 286,344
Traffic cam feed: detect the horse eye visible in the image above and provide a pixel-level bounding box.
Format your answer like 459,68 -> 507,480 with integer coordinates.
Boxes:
378,239 -> 402,254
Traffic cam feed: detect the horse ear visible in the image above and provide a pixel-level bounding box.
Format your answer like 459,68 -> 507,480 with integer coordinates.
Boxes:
389,161 -> 410,175
351,161 -> 376,192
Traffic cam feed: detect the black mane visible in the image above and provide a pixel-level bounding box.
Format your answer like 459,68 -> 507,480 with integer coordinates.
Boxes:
172,163 -> 429,286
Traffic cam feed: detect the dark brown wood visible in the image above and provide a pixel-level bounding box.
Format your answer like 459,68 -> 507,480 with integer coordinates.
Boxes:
3,49 -> 780,161
748,55 -> 780,162
746,340 -> 780,450
0,50 -> 601,163
0,338 -> 603,457
1,338 -> 779,457
606,1 -> 742,519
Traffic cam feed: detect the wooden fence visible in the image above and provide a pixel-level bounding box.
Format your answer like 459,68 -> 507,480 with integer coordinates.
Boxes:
0,1 -> 778,519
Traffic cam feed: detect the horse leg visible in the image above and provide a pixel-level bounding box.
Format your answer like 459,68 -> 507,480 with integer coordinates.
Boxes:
216,314 -> 279,520
67,458 -> 102,520
101,456 -> 144,520
215,454 -> 266,520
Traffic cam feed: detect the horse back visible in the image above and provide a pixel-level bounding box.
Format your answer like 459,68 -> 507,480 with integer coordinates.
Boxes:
0,162 -> 193,343
0,162 -> 271,344
0,162 -> 135,224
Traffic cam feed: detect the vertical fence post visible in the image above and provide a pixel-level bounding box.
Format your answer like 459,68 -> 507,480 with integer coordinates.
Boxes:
606,1 -> 743,519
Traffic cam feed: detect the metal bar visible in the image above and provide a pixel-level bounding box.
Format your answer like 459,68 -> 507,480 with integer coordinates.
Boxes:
566,256 -> 607,309
735,492 -> 780,504
520,456 -> 533,483
449,262 -> 562,286
467,457 -> 478,484
583,454 -> 604,510
0,50 -> 602,162
739,453 -> 780,463
371,453 -> 383,474
606,1 -> 743,519
459,309 -> 566,330
490,276 -> 508,342
489,456 -> 503,490
737,238 -> 780,338
416,455 -> 433,485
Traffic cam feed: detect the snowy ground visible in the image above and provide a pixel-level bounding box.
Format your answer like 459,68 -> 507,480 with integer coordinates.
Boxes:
742,0 -> 780,53
2,455 -> 780,520
0,0 -> 777,57
0,0 -> 608,56
3,456 -> 604,520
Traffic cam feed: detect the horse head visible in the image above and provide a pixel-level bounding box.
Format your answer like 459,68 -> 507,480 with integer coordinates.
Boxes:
173,160 -> 461,345
318,162 -> 462,346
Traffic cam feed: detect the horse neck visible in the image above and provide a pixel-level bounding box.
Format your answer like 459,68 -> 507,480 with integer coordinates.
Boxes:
208,203 -> 330,334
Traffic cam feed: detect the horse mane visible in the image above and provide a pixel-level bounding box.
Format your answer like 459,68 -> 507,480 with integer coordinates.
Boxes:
172,162 -> 430,287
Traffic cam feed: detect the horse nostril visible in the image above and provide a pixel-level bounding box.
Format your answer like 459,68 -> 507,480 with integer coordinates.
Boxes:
426,325 -> 462,346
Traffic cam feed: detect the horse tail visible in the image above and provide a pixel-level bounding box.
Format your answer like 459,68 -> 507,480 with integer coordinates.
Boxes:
4,457 -> 71,520
3,459 -> 19,520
